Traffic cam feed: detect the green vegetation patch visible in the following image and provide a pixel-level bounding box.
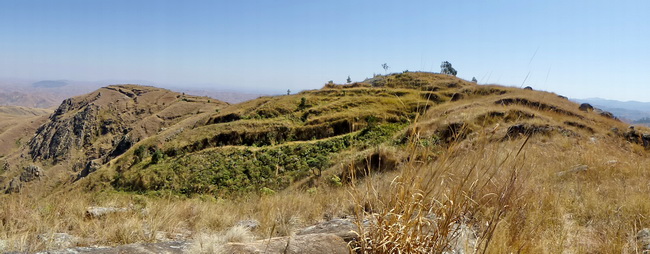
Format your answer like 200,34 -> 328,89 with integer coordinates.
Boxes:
112,123 -> 407,196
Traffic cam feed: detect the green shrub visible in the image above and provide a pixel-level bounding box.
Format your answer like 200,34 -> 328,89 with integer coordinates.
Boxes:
260,187 -> 276,195
151,150 -> 164,164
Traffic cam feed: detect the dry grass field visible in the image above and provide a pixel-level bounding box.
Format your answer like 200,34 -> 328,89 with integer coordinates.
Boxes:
0,72 -> 649,253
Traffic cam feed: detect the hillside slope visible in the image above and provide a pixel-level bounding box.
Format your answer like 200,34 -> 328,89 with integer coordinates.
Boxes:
2,72 -> 650,252
0,85 -> 228,192
0,106 -> 51,157
70,72 -> 639,197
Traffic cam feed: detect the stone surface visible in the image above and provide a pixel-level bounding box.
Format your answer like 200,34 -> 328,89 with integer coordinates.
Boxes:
446,223 -> 478,254
505,123 -> 554,139
594,108 -> 616,119
20,165 -> 45,182
296,218 -> 359,242
77,160 -> 101,180
221,233 -> 349,254
5,177 -> 22,193
85,207 -> 128,218
29,102 -> 100,163
0,239 -> 6,252
579,103 -> 594,112
638,228 -> 650,251
38,233 -> 77,250
37,241 -> 191,254
235,220 -> 260,231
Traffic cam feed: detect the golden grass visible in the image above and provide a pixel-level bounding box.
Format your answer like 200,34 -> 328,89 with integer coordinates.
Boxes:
3,123 -> 650,252
3,72 -> 650,253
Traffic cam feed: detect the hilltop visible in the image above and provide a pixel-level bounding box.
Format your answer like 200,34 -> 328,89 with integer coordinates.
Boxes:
0,72 -> 649,252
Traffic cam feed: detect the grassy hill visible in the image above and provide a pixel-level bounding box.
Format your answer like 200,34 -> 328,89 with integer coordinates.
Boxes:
0,72 -> 649,252
0,106 -> 51,157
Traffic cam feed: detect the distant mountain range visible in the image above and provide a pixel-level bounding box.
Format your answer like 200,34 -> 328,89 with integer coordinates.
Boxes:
32,80 -> 69,88
573,98 -> 650,123
0,79 -> 265,108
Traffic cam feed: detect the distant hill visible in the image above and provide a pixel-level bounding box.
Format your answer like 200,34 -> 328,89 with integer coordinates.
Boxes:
0,79 -> 265,108
32,80 -> 68,88
573,97 -> 650,122
0,106 -> 51,156
0,80 -> 100,108
176,88 -> 265,104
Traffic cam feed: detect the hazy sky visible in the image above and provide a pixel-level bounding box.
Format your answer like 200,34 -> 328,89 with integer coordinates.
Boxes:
0,0 -> 648,100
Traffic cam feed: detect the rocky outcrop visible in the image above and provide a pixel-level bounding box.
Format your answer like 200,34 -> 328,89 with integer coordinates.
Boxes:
221,233 -> 349,254
578,103 -> 594,112
20,165 -> 45,182
40,241 -> 191,254
594,108 -> 616,119
38,232 -> 78,250
76,160 -> 101,180
5,177 -> 22,193
27,85 -> 226,171
3,165 -> 45,193
29,103 -> 99,163
637,228 -> 650,252
85,207 -> 129,219
235,220 -> 260,231
503,123 -> 575,139
296,218 -> 359,242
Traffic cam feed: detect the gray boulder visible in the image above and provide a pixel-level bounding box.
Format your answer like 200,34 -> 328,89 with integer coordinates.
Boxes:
638,228 -> 650,251
85,207 -> 128,219
77,160 -> 101,180
38,233 -> 78,250
235,220 -> 260,231
579,103 -> 594,112
1,160 -> 8,172
20,165 -> 45,182
296,218 -> 359,242
38,241 -> 191,254
221,233 -> 349,254
5,177 -> 22,193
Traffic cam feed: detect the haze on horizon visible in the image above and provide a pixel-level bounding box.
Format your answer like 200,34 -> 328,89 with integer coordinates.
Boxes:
0,0 -> 648,101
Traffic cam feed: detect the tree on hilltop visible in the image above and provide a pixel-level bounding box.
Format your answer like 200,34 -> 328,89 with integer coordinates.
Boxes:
381,63 -> 390,74
441,61 -> 457,76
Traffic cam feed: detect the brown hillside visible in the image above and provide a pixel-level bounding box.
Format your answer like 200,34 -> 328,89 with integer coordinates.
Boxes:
0,106 -> 51,157
3,73 -> 650,252
26,85 -> 228,174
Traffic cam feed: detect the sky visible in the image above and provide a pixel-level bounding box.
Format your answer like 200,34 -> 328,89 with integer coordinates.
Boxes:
0,0 -> 648,100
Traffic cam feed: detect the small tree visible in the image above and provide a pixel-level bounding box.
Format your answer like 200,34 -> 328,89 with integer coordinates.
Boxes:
347,75 -> 352,84
440,61 -> 457,76
299,97 -> 307,110
382,63 -> 390,74
287,89 -> 291,95
151,149 -> 164,164
471,77 -> 477,83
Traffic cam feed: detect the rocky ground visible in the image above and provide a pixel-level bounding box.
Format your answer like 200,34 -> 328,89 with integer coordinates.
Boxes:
27,213 -> 478,254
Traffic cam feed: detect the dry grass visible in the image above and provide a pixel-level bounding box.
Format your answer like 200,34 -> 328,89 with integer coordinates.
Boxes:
2,72 -> 650,253
3,124 -> 650,252
190,225 -> 255,254
0,182 -> 354,252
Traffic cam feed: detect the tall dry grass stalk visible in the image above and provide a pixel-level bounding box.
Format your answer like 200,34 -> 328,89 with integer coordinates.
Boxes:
350,126 -> 527,253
